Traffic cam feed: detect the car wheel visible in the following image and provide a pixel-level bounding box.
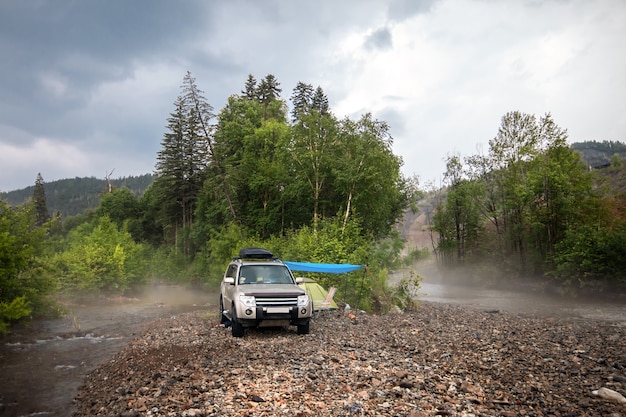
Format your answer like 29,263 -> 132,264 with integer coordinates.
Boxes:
297,321 -> 310,335
231,306 -> 244,338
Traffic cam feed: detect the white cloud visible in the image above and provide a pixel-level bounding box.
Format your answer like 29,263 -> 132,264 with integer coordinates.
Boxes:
0,136 -> 92,191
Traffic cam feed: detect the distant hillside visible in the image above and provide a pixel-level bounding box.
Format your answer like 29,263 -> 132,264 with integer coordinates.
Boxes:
0,174 -> 153,218
571,140 -> 626,168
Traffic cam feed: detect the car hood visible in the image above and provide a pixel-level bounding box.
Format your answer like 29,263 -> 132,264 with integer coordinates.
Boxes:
240,283 -> 306,297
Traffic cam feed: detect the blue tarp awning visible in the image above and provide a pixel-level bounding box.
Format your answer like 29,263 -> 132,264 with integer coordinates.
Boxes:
284,261 -> 364,274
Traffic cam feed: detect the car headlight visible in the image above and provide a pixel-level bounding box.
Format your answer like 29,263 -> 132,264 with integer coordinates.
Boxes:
239,295 -> 256,307
297,294 -> 309,307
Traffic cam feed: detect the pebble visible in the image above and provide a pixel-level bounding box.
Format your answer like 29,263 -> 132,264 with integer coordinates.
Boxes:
592,387 -> 626,404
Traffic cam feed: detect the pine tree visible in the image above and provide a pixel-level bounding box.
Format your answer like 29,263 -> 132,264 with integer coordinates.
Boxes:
242,74 -> 257,100
312,86 -> 330,115
256,74 -> 282,105
290,81 -> 314,122
153,72 -> 215,254
33,173 -> 50,226
290,83 -> 330,122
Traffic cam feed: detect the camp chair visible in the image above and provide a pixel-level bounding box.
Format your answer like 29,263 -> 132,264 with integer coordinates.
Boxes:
314,286 -> 337,318
320,287 -> 337,310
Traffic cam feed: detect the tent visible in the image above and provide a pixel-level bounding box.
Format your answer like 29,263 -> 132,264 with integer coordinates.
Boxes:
286,261 -> 365,311
297,277 -> 338,311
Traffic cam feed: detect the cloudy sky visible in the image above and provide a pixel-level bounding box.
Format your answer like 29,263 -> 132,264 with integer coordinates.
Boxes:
1,0 -> 624,192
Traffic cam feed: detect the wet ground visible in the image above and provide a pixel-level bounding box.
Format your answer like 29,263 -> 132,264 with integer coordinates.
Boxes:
0,284 -> 218,417
418,280 -> 626,324
1,277 -> 625,416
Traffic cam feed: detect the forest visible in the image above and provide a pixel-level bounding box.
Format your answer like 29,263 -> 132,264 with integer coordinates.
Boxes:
431,117 -> 626,292
1,72 -> 625,333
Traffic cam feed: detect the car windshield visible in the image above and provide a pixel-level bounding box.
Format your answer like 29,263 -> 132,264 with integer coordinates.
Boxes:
239,265 -> 293,285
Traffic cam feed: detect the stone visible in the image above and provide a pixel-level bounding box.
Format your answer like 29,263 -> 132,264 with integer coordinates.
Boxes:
592,387 -> 626,404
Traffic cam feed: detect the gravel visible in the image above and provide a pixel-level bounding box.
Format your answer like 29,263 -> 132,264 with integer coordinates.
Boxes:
73,302 -> 626,416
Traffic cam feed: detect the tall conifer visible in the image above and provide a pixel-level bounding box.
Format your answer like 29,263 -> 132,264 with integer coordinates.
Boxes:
33,173 -> 50,226
153,72 -> 215,254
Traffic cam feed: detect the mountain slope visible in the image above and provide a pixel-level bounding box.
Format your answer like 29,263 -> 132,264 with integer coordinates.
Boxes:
0,174 -> 153,218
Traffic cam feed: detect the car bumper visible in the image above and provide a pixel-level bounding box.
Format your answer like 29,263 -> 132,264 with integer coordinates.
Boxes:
236,305 -> 311,327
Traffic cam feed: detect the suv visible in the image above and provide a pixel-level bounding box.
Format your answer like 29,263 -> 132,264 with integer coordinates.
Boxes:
220,248 -> 312,337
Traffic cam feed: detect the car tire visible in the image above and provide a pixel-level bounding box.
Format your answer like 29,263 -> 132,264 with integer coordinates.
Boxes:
231,307 -> 244,338
297,321 -> 310,335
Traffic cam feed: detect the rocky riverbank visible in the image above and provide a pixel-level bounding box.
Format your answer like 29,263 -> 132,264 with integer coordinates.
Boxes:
74,302 -> 626,416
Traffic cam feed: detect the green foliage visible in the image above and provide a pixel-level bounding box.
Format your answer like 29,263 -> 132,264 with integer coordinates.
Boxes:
153,71 -> 215,255
52,216 -> 147,293
432,168 -> 483,267
367,232 -> 424,311
145,246 -> 210,285
365,267 -> 423,314
402,246 -> 430,266
334,114 -> 411,239
551,221 -> 626,290
195,75 -> 412,246
33,173 -> 51,226
97,188 -> 143,240
0,296 -> 32,334
391,272 -> 423,311
0,200 -> 57,332
610,153 -> 623,171
281,216 -> 372,265
432,112 -> 621,290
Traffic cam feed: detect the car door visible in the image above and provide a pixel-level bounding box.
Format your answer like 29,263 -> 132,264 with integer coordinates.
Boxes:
221,264 -> 239,308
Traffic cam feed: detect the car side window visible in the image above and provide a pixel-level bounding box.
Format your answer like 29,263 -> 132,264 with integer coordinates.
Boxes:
225,265 -> 237,279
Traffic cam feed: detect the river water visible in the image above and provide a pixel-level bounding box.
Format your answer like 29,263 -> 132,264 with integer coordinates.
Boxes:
0,285 -> 219,417
418,280 -> 626,324
1,280 -> 624,416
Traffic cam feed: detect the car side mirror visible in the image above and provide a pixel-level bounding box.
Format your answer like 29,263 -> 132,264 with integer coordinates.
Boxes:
295,277 -> 305,284
224,277 -> 235,285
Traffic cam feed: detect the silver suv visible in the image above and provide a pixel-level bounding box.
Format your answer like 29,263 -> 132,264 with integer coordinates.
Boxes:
219,248 -> 312,337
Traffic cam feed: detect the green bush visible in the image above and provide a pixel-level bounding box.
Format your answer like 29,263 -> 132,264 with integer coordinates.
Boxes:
0,200 -> 59,332
52,216 -> 147,294
0,296 -> 32,334
551,221 -> 626,290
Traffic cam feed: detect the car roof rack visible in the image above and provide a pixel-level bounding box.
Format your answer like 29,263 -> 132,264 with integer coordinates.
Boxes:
237,247 -> 275,260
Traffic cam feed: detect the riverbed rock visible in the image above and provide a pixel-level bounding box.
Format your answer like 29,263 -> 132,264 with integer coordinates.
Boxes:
592,387 -> 626,404
73,301 -> 626,416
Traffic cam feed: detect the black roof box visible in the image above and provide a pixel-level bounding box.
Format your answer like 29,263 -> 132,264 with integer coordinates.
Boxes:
238,248 -> 274,259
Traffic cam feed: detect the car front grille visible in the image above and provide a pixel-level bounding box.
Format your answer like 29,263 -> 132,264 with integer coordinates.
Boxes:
255,296 -> 298,307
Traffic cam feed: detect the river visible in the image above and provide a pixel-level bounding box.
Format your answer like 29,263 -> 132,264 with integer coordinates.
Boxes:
0,284 -> 219,417
418,280 -> 626,324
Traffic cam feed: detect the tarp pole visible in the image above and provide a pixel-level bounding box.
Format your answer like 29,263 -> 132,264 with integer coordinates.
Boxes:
343,274 -> 348,307
356,266 -> 366,310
